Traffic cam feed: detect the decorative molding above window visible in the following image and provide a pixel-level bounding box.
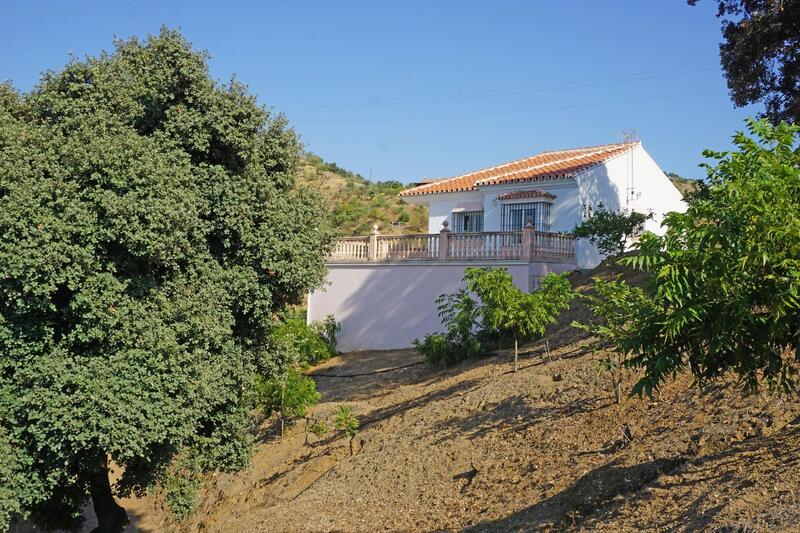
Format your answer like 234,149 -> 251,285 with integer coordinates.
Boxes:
496,189 -> 556,202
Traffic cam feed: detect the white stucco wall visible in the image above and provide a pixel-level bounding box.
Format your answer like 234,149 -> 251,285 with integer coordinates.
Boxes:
419,191 -> 483,233
308,261 -> 575,352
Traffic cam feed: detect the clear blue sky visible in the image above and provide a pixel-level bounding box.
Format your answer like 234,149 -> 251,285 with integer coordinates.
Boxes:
2,1 -> 758,182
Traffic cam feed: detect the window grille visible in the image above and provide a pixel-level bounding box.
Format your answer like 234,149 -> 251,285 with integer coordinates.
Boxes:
451,210 -> 484,233
501,202 -> 551,231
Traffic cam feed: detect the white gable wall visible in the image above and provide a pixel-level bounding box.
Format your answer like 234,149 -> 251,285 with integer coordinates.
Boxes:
574,145 -> 686,266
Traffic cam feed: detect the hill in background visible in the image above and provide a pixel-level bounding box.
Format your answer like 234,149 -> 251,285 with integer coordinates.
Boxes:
298,153 -> 428,236
666,171 -> 700,199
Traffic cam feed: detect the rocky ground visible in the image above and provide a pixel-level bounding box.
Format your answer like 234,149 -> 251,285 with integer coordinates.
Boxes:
114,263 -> 800,532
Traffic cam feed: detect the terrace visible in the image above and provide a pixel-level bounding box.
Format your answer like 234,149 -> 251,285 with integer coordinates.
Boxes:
328,221 -> 576,264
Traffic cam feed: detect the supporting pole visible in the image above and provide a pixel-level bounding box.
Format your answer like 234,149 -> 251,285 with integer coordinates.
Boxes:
514,338 -> 518,372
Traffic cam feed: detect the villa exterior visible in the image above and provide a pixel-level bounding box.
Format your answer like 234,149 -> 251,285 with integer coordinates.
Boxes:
309,141 -> 686,351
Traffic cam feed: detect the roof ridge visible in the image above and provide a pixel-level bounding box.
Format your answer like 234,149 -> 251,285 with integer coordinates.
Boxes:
538,140 -> 639,155
399,140 -> 641,197
473,144 -> 635,187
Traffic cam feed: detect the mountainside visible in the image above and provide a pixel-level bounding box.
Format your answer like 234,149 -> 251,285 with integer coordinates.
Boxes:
298,153 -> 428,236
666,172 -> 700,199
116,259 -> 800,532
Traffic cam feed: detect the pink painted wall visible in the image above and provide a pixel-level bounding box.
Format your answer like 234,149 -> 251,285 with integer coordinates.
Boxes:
308,261 -> 575,352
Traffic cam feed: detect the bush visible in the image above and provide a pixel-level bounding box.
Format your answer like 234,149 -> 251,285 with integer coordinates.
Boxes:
415,268 -> 574,369
414,288 -> 483,366
572,204 -> 653,256
252,367 -> 321,420
466,269 -> 575,370
271,312 -> 340,365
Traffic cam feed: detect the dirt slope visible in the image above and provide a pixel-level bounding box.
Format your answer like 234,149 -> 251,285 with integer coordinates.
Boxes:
121,263 -> 800,533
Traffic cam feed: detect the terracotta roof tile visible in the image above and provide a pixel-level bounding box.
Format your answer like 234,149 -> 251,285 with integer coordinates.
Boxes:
399,142 -> 637,196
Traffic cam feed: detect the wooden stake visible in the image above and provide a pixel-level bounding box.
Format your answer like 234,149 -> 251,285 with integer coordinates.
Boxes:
514,338 -> 518,372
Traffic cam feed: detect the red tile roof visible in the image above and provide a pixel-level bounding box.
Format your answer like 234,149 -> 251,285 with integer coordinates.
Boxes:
399,142 -> 638,196
495,189 -> 557,201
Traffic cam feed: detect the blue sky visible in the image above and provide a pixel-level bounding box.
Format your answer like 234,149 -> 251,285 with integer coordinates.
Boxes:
2,1 -> 758,182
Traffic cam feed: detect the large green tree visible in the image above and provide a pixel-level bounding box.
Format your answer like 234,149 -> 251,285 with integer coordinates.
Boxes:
0,29 -> 335,531
690,0 -> 800,124
583,120 -> 799,396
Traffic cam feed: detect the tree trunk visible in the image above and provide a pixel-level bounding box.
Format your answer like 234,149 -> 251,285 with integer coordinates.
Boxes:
514,338 -> 518,372
88,457 -> 129,533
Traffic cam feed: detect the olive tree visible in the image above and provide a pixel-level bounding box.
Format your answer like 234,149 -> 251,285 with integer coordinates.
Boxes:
0,29 -> 335,531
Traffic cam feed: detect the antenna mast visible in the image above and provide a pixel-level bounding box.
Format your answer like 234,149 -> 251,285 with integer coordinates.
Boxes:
620,129 -> 639,208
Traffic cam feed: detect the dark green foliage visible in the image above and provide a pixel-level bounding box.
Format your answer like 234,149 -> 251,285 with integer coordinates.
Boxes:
580,120 -> 800,396
0,29 -> 335,530
572,204 -> 653,257
689,0 -> 800,124
333,405 -> 360,437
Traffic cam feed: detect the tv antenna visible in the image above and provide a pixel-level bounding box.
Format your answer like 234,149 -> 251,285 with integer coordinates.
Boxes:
618,129 -> 639,206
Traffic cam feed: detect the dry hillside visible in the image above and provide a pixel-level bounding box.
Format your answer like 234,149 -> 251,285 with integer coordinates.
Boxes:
115,260 -> 800,533
297,153 -> 428,236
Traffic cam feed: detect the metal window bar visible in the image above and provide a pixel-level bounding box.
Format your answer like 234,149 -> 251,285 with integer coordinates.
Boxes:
500,202 -> 551,232
451,210 -> 484,233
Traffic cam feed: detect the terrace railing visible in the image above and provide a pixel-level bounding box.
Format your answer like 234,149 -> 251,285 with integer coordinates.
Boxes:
327,222 -> 576,263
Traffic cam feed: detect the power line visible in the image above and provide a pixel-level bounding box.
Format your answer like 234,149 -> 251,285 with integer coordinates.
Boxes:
292,89 -> 720,125
274,63 -> 719,110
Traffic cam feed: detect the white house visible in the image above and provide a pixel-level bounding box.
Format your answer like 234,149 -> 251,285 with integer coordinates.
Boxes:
308,141 -> 685,351
399,141 -> 685,268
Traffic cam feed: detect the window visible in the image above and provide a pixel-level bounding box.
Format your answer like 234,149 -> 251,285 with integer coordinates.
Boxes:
451,210 -> 484,233
501,202 -> 551,231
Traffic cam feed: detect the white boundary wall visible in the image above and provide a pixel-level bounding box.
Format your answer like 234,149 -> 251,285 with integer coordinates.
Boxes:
308,260 -> 575,352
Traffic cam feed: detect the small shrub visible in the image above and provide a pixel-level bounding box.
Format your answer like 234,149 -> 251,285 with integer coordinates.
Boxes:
465,268 -> 575,371
271,312 -> 339,365
163,472 -> 200,521
308,420 -> 329,439
333,405 -> 360,437
252,367 -> 321,434
414,288 -> 483,366
571,203 -> 653,256
311,314 -> 341,354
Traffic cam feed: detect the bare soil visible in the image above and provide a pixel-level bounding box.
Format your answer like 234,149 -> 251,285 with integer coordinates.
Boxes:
115,262 -> 800,532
